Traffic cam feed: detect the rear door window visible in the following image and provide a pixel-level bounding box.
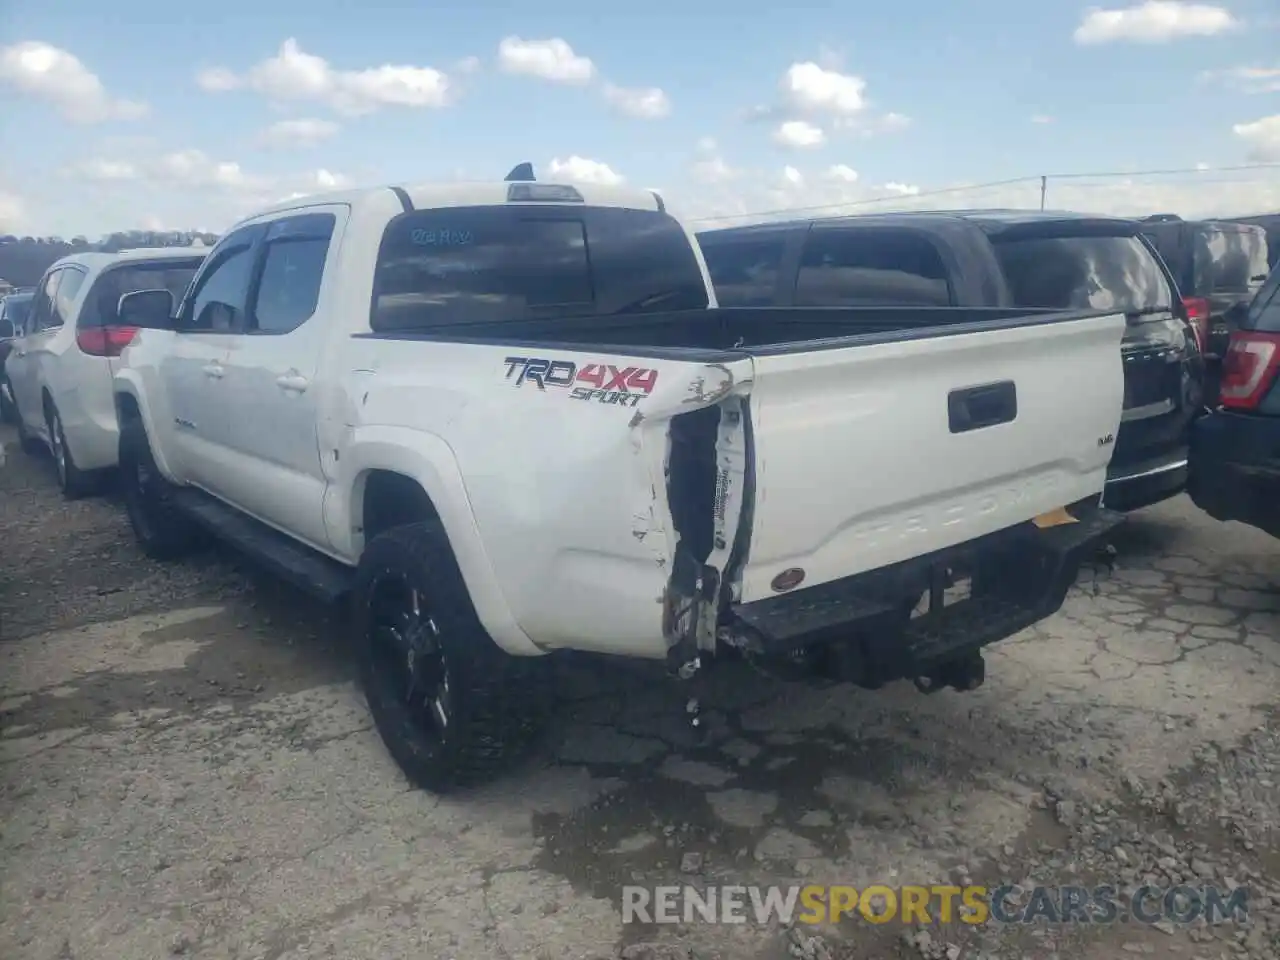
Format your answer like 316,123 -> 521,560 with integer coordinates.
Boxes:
1243,265 -> 1280,333
794,228 -> 953,306
370,205 -> 708,331
699,234 -> 787,306
1193,225 -> 1270,296
51,268 -> 87,326
249,214 -> 336,334
2,296 -> 31,336
29,270 -> 63,332
82,259 -> 204,328
991,233 -> 1174,312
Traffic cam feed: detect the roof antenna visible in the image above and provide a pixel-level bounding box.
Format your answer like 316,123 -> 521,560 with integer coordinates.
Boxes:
504,162 -> 535,182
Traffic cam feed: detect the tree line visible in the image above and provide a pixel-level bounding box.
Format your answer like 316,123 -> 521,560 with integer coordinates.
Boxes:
0,230 -> 220,289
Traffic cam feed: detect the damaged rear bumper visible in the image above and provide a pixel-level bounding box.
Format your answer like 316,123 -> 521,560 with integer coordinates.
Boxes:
725,499 -> 1125,689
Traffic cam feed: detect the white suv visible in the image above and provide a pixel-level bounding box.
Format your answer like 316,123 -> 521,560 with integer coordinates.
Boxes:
6,247 -> 207,497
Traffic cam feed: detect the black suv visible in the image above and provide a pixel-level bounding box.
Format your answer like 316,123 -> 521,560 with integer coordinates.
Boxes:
1187,261 -> 1280,538
1138,215 -> 1270,371
697,210 -> 1204,512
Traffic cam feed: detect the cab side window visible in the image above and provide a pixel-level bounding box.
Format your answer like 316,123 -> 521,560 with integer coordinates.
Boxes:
180,228 -> 260,333
249,214 -> 336,334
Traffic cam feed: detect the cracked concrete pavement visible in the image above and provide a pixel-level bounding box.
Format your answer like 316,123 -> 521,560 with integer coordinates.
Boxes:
2,429 -> 1280,960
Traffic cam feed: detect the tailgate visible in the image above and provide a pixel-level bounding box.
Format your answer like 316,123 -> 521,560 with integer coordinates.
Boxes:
734,312 -> 1125,603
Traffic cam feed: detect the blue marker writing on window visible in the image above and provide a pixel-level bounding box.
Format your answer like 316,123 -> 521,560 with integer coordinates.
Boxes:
411,228 -> 474,246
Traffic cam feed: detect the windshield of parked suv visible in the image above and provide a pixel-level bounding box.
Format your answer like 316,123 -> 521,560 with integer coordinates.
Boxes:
991,233 -> 1174,313
1194,225 -> 1270,296
82,259 -> 204,326
1,293 -> 32,335
370,205 -> 709,331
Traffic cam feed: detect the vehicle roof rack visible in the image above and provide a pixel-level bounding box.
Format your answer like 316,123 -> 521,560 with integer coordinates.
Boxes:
504,162 -> 535,182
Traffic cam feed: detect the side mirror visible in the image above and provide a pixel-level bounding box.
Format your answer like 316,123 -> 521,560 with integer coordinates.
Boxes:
118,289 -> 175,329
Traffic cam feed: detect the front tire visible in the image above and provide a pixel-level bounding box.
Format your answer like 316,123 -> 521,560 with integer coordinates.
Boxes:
0,375 -> 17,425
46,404 -> 95,499
118,418 -> 205,559
14,404 -> 41,455
354,520 -> 547,792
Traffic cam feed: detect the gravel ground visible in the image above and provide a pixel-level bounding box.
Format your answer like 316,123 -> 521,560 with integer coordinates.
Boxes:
2,426 -> 1280,960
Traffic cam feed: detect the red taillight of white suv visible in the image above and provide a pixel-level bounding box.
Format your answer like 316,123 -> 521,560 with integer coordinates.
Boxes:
76,325 -> 139,358
1218,330 -> 1280,410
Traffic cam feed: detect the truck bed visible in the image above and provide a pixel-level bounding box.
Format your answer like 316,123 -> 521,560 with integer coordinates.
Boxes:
361,304 -> 1094,357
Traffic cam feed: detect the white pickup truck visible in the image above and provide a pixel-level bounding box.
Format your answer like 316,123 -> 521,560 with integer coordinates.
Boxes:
113,171 -> 1127,791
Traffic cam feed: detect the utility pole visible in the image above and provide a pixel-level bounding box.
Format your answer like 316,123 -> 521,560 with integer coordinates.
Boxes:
1040,176 -> 1047,211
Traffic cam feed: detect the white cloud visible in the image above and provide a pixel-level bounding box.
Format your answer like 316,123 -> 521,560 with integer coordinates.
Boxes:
455,56 -> 482,75
832,111 -> 912,137
781,61 -> 867,116
1031,114 -> 1054,124
546,156 -> 623,185
603,83 -> 671,120
1234,115 -> 1280,162
884,182 -> 922,196
692,154 -> 738,184
1201,65 -> 1280,94
275,169 -> 352,203
310,168 -> 350,190
1074,2 -> 1238,45
77,159 -> 139,181
0,186 -> 26,233
198,38 -> 451,116
497,37 -> 594,84
781,166 -> 804,186
696,137 -> 718,154
825,164 -> 859,183
153,150 -> 257,190
0,41 -> 147,124
195,66 -> 240,92
773,119 -> 826,149
258,117 -> 341,149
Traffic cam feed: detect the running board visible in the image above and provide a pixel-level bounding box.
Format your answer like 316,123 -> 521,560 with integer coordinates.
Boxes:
170,488 -> 355,603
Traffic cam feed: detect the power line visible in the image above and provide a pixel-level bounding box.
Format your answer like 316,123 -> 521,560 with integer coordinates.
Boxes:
687,176 -> 1039,223
687,161 -> 1280,224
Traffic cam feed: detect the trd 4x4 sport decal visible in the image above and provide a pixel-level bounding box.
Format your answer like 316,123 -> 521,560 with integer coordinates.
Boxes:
503,356 -> 659,408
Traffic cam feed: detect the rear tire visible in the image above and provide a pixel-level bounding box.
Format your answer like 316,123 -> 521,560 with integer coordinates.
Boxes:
354,520 -> 547,792
46,404 -> 95,499
118,418 -> 205,559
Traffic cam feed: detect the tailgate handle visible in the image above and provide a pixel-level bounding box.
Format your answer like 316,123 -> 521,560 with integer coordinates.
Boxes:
948,380 -> 1017,434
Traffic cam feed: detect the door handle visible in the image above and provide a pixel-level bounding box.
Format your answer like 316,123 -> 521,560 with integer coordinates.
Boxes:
948,380 -> 1018,434
276,373 -> 309,393
203,362 -> 224,379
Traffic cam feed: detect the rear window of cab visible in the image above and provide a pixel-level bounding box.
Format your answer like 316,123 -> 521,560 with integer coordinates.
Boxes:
370,205 -> 709,331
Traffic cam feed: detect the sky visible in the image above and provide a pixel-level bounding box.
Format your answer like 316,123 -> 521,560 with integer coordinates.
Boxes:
1,0 -> 1279,238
